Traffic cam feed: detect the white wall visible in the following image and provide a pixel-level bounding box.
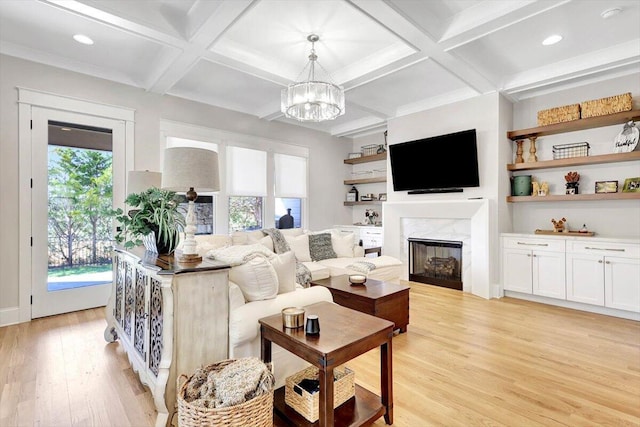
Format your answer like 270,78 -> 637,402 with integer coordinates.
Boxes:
511,74 -> 640,237
0,54 -> 352,314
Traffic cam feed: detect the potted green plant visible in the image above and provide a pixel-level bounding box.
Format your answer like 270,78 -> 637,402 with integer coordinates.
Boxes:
110,187 -> 186,254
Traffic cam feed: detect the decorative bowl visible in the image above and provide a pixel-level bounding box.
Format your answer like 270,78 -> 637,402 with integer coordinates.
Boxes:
282,307 -> 305,329
348,274 -> 367,285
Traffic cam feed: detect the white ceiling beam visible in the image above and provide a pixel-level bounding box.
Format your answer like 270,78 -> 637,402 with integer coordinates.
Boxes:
148,0 -> 255,93
349,0 -> 495,94
438,0 -> 570,51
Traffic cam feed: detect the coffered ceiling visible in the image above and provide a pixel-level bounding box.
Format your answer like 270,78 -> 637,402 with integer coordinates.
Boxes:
1,0 -> 638,138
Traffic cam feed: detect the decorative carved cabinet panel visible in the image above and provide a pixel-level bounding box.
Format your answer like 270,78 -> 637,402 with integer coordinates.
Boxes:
105,248 -> 230,427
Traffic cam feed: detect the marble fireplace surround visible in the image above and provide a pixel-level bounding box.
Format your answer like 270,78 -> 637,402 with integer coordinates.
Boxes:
383,200 -> 490,299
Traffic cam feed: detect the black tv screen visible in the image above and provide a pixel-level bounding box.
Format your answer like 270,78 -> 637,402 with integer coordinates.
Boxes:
389,129 -> 479,193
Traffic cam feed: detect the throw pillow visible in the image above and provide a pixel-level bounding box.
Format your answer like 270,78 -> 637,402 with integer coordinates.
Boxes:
269,251 -> 297,294
229,256 -> 279,302
259,235 -> 274,252
309,233 -> 337,262
331,232 -> 355,258
285,234 -> 312,262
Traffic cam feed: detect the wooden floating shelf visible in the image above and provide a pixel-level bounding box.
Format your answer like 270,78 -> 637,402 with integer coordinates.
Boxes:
507,192 -> 640,203
507,151 -> 640,171
344,177 -> 386,185
344,201 -> 383,206
344,152 -> 386,164
507,110 -> 640,141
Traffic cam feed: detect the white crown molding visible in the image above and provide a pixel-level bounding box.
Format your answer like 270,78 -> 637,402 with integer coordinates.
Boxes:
395,87 -> 481,118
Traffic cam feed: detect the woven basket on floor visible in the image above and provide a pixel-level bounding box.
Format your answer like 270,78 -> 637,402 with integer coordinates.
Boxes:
284,365 -> 354,423
177,365 -> 274,427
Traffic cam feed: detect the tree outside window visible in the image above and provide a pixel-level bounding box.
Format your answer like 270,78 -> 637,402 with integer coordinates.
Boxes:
229,196 -> 263,231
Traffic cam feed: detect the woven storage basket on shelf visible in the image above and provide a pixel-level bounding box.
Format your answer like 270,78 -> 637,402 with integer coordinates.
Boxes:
580,92 -> 632,119
284,365 -> 355,423
177,361 -> 274,427
537,104 -> 580,126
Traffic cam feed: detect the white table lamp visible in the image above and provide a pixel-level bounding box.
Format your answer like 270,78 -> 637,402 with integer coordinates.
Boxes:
161,147 -> 219,263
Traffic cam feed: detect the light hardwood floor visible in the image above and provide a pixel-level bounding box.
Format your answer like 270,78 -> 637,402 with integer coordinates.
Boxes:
1,283 -> 639,426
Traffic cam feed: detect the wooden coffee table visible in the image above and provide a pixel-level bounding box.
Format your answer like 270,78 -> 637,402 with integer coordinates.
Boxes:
311,275 -> 410,333
260,301 -> 394,427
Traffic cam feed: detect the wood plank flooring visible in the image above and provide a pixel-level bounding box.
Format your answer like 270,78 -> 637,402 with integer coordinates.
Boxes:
1,282 -> 639,426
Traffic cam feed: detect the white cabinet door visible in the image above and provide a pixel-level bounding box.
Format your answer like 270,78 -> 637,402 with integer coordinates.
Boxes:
503,248 -> 533,293
533,251 -> 566,299
605,256 -> 640,312
361,227 -> 383,248
566,253 -> 605,306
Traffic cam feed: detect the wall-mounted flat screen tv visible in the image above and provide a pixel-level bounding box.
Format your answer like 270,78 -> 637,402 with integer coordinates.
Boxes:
389,129 -> 479,194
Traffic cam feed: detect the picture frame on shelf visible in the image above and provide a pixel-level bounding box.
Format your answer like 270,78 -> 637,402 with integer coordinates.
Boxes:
379,193 -> 387,201
622,177 -> 640,193
348,152 -> 362,159
595,180 -> 618,194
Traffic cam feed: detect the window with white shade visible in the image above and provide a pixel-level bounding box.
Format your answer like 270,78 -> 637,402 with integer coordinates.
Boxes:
227,146 -> 267,231
274,154 -> 306,229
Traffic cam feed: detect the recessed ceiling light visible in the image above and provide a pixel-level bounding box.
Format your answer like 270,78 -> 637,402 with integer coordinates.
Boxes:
601,7 -> 622,19
73,34 -> 94,45
542,34 -> 563,46
60,127 -> 72,131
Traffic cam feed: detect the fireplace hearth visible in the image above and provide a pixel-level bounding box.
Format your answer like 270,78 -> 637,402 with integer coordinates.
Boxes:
408,238 -> 463,290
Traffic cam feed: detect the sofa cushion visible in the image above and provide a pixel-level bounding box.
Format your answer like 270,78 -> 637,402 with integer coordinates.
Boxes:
330,232 -> 356,258
316,255 -> 404,282
229,256 -> 279,302
308,233 -> 337,261
231,229 -> 265,246
269,251 -> 297,294
301,261 -> 331,281
285,234 -> 311,262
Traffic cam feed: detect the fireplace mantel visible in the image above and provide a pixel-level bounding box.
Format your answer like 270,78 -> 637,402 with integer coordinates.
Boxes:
383,200 -> 491,299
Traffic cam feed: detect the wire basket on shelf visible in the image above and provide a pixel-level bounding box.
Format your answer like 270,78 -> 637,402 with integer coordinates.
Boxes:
361,144 -> 378,156
552,142 -> 590,160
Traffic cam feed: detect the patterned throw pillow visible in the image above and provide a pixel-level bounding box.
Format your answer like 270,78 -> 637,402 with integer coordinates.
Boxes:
308,233 -> 337,262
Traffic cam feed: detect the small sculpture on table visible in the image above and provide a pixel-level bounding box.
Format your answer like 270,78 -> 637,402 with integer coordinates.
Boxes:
551,217 -> 568,233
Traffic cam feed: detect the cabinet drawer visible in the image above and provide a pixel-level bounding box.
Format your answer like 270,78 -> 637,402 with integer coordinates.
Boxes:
361,228 -> 383,237
502,237 -> 565,252
567,241 -> 640,258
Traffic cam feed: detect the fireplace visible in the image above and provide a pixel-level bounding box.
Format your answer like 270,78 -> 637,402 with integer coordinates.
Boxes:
408,238 -> 463,290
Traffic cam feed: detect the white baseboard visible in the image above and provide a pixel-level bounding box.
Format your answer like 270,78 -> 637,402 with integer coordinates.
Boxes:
504,291 -> 640,321
0,307 -> 21,327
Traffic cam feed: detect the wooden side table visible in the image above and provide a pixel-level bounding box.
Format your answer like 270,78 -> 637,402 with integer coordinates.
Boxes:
311,275 -> 410,333
260,301 -> 394,427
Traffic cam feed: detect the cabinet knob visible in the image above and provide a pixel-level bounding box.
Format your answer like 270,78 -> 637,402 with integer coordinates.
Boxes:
605,260 -> 611,264
598,259 -> 603,263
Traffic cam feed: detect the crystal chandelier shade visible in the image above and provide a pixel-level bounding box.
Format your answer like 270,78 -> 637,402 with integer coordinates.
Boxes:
281,34 -> 345,122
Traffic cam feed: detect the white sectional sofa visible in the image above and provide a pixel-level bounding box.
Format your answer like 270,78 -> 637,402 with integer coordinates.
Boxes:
229,228 -> 404,283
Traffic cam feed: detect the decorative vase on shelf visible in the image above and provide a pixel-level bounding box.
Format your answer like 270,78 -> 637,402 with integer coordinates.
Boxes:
565,182 -> 579,195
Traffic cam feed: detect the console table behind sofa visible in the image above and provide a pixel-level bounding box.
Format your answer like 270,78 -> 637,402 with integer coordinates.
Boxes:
104,247 -> 230,427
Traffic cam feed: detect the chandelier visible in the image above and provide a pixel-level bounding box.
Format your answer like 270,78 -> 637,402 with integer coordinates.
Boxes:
281,34 -> 345,122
